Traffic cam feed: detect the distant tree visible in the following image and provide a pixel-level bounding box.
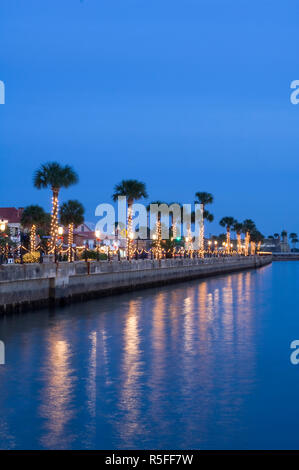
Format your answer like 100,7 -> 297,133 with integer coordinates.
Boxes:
250,230 -> 264,252
292,238 -> 299,250
289,233 -> 298,250
242,219 -> 256,255
21,205 -> 47,252
219,217 -> 237,250
112,179 -> 148,259
233,221 -> 243,253
34,162 -> 78,251
194,192 -> 214,250
60,200 -> 85,261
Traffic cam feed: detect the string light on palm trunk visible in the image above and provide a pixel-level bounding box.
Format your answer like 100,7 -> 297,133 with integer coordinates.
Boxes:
30,224 -> 36,252
50,190 -> 59,251
245,232 -> 250,256
226,228 -> 231,253
127,204 -> 133,260
68,223 -> 74,262
156,218 -> 162,259
237,232 -> 241,254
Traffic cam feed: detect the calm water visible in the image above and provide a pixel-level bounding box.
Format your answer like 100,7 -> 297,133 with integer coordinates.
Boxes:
1,262 -> 299,450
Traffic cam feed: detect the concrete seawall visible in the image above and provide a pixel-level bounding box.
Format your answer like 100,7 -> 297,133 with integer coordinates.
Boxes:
0,255 -> 272,315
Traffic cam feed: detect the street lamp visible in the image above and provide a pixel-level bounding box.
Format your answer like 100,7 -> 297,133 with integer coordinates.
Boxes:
0,219 -> 7,232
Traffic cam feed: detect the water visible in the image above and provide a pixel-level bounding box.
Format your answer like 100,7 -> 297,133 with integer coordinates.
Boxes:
1,262 -> 299,450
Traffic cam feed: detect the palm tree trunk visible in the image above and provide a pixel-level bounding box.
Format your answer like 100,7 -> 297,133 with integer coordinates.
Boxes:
237,232 -> 241,254
30,224 -> 36,252
127,201 -> 133,260
172,214 -> 176,258
245,232 -> 250,256
51,187 -> 59,252
68,223 -> 74,262
199,203 -> 204,258
251,241 -> 256,255
156,216 -> 162,259
226,227 -> 231,253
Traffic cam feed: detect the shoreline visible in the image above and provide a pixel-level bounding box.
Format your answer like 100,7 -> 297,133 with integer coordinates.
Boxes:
0,255 -> 272,315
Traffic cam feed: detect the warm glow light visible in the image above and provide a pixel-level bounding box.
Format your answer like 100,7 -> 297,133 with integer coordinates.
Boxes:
58,226 -> 64,236
95,230 -> 101,239
0,219 -> 8,232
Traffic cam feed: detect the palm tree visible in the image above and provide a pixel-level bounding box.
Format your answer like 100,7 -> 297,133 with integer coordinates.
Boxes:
21,205 -> 47,252
34,162 -> 78,251
250,230 -> 264,254
292,238 -> 299,250
289,233 -> 298,251
60,200 -> 85,262
112,179 -> 148,259
146,201 -> 165,259
233,221 -> 243,254
219,217 -> 236,253
242,219 -> 256,256
194,192 -> 214,253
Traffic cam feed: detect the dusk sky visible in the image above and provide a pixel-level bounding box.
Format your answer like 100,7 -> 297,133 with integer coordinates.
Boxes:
1,0 -> 299,236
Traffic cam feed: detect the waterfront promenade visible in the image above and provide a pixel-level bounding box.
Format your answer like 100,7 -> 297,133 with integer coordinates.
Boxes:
0,255 -> 272,314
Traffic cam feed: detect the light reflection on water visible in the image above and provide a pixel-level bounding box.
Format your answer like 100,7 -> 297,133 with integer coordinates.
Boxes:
1,262 -> 299,449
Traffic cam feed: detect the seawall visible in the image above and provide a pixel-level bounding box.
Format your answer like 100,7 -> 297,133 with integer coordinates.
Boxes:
0,255 -> 272,315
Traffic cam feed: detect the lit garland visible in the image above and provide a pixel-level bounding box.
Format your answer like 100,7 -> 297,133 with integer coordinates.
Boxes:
30,224 -> 36,253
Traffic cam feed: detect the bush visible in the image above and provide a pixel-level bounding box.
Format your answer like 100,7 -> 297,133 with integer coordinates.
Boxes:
23,251 -> 40,263
79,250 -> 107,261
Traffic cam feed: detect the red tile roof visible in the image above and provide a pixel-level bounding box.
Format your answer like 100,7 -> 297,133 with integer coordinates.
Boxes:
0,207 -> 24,223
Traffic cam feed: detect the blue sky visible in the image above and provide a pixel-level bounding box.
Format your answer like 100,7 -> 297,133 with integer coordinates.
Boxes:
1,0 -> 299,236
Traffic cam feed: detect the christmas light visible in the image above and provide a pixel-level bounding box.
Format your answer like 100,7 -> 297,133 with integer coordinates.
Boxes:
30,224 -> 36,252
68,223 -> 74,262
